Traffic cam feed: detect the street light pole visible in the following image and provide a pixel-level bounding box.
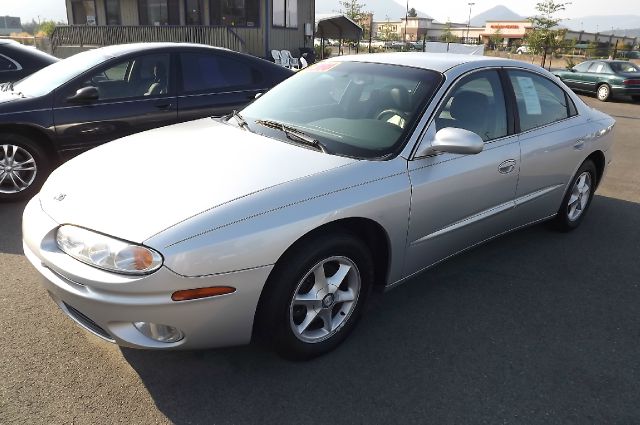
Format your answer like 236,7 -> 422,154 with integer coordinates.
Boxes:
466,2 -> 475,42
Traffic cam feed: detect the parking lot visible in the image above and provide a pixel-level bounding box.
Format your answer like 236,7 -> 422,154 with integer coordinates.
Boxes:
1,94 -> 639,424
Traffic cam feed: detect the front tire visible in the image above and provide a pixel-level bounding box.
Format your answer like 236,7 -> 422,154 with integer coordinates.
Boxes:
596,84 -> 611,102
258,232 -> 374,360
0,133 -> 49,202
554,160 -> 597,231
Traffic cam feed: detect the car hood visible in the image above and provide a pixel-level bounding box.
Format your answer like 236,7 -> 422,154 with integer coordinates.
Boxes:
39,118 -> 357,242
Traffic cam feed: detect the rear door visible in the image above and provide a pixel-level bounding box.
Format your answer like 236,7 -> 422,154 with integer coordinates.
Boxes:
563,61 -> 591,91
53,52 -> 177,154
506,68 -> 589,226
176,50 -> 268,122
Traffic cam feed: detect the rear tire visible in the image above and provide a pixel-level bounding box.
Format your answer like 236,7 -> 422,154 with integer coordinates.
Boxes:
256,232 -> 373,360
596,84 -> 611,102
632,95 -> 640,103
0,133 -> 50,202
553,160 -> 597,232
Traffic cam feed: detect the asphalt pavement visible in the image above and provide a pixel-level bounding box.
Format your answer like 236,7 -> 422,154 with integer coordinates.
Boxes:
1,95 -> 639,424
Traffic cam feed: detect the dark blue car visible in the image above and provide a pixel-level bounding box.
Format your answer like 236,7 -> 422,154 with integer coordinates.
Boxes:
0,43 -> 293,201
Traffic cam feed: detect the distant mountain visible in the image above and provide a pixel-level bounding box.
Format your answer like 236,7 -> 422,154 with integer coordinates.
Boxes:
602,28 -> 640,38
562,15 -> 640,33
316,0 -> 430,21
469,5 -> 523,26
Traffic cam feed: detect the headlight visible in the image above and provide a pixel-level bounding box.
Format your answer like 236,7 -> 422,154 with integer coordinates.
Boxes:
56,225 -> 163,275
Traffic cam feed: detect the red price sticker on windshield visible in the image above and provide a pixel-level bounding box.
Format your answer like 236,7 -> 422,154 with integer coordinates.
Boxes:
305,62 -> 340,72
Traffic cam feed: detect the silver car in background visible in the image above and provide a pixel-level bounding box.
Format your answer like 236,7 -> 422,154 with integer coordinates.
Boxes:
23,53 -> 615,359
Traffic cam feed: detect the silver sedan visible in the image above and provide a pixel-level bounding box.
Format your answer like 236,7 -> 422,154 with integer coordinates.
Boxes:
23,53 -> 615,359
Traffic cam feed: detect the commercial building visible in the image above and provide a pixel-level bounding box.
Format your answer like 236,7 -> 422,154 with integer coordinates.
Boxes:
62,0 -> 315,57
0,16 -> 22,36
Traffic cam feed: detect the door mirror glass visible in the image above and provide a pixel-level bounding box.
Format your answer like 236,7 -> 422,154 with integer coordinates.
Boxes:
431,127 -> 484,155
67,86 -> 99,103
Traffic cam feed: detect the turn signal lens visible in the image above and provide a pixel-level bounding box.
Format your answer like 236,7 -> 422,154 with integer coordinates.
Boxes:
171,286 -> 236,301
56,225 -> 163,275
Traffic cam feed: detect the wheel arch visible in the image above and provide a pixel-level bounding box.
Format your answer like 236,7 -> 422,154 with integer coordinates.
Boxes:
0,124 -> 58,160
586,149 -> 606,188
251,217 -> 392,341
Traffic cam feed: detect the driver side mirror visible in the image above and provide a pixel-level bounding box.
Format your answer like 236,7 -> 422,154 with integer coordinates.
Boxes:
67,86 -> 99,103
570,68 -> 577,72
415,126 -> 484,157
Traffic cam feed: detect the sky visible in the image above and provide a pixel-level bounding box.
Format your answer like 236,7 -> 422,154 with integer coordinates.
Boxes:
1,0 -> 638,26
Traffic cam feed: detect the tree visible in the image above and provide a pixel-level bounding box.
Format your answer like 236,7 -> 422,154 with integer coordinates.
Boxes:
408,8 -> 418,18
526,0 -> 571,69
37,21 -> 58,38
489,28 -> 503,49
440,22 -> 457,43
339,0 -> 368,21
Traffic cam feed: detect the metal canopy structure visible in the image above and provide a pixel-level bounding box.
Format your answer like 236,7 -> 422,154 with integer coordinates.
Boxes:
316,15 -> 364,59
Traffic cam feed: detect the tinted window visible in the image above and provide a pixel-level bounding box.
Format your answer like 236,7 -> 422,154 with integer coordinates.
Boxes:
435,70 -> 507,141
509,70 -> 570,132
0,55 -> 17,71
105,0 -> 121,25
610,61 -> 640,73
180,52 -> 260,93
573,62 -> 591,72
74,53 -> 170,101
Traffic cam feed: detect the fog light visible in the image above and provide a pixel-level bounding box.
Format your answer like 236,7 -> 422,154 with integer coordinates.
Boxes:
133,322 -> 184,343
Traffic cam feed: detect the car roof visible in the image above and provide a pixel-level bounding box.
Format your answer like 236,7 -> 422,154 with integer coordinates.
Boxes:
327,52 -> 519,73
93,42 -> 230,58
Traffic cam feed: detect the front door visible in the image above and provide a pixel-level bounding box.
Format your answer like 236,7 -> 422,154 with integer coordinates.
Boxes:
53,52 -> 177,156
404,69 -> 520,277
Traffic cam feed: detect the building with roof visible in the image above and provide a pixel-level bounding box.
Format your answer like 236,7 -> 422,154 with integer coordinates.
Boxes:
61,0 -> 315,57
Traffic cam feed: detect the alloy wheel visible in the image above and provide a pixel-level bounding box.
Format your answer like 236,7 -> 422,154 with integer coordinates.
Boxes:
567,171 -> 591,221
0,144 -> 37,194
289,256 -> 361,344
597,85 -> 610,101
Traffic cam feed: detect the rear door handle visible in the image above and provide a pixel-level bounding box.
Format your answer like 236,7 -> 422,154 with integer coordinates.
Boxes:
154,103 -> 173,110
498,159 -> 516,174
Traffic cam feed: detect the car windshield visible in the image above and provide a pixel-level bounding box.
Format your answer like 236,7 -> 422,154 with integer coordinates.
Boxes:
13,50 -> 110,97
240,61 -> 443,159
610,62 -> 640,73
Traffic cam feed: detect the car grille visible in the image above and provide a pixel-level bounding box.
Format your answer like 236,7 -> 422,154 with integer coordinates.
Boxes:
62,302 -> 114,342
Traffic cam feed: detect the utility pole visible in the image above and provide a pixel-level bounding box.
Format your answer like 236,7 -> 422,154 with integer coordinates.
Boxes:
404,0 -> 409,46
466,3 -> 475,42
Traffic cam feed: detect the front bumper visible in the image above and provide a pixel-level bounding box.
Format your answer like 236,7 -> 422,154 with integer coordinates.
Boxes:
22,196 -> 273,350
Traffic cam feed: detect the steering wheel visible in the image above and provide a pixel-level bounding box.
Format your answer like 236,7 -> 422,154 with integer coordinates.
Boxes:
376,109 -> 409,125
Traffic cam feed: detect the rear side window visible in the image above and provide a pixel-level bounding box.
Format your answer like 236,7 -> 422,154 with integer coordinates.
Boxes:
180,52 -> 262,93
0,55 -> 18,71
508,70 -> 570,132
573,62 -> 591,72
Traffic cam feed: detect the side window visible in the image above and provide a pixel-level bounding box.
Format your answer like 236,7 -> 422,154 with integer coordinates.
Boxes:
573,62 -> 591,72
588,62 -> 605,73
0,55 -> 18,71
180,52 -> 262,94
509,70 -> 570,132
435,70 -> 507,142
74,53 -> 170,101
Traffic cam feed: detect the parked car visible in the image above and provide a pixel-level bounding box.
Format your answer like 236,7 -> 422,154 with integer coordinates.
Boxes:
0,40 -> 58,83
23,53 -> 615,360
516,45 -> 530,54
552,60 -> 640,102
0,42 -> 293,201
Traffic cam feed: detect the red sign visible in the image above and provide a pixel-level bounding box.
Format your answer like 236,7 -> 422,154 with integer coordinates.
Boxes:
490,24 -> 520,29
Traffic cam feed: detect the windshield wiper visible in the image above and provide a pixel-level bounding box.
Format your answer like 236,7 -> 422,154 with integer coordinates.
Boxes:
229,110 -> 251,131
255,119 -> 327,153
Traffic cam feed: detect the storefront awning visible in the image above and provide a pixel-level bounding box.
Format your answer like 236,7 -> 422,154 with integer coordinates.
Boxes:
316,15 -> 363,40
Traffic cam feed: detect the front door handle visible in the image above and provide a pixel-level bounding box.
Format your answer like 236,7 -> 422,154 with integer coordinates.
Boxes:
154,103 -> 173,110
573,139 -> 585,150
498,159 -> 516,174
